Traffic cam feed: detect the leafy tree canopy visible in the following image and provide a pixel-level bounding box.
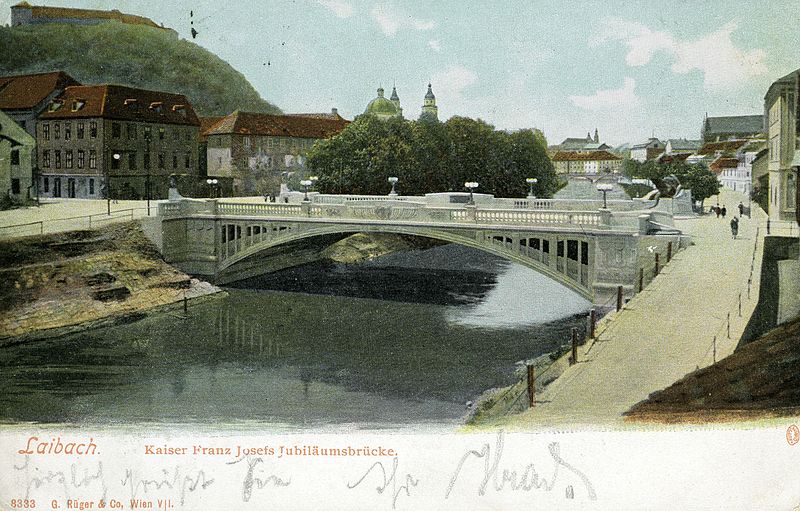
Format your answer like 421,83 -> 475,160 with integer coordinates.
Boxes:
307,115 -> 559,198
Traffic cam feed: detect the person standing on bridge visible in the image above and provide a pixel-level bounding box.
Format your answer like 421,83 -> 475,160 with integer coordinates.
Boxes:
721,205 -> 727,219
730,216 -> 739,239
738,202 -> 745,217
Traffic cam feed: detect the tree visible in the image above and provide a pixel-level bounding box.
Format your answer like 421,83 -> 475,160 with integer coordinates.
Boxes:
307,115 -> 559,198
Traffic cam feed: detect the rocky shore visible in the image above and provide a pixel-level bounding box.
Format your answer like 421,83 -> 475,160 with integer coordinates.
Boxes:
0,222 -> 221,344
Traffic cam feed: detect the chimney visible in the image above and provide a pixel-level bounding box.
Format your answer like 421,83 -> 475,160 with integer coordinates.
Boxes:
331,107 -> 338,117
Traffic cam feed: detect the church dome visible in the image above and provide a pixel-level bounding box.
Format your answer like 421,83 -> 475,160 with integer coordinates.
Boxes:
365,87 -> 401,119
425,83 -> 435,100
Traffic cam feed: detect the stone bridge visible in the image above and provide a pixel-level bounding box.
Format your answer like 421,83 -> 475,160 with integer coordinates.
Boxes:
155,192 -> 687,306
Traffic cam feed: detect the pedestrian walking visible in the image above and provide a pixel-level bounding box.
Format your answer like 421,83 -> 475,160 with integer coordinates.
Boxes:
714,204 -> 720,218
721,205 -> 727,218
730,216 -> 739,239
738,202 -> 744,216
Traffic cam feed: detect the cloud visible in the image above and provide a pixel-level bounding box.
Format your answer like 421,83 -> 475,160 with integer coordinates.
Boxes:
317,0 -> 354,18
569,77 -> 640,111
431,65 -> 478,99
370,4 -> 436,37
596,18 -> 767,90
428,39 -> 441,52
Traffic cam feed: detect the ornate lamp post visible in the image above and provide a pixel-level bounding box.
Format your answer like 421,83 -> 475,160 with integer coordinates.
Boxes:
206,178 -> 219,198
596,183 -> 613,209
388,176 -> 398,196
465,181 -> 479,205
526,177 -> 538,199
300,179 -> 312,202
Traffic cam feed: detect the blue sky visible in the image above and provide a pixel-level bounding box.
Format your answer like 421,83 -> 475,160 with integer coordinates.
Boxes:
4,0 -> 799,145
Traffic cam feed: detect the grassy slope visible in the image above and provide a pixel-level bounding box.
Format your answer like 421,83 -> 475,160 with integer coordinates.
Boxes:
0,23 -> 280,116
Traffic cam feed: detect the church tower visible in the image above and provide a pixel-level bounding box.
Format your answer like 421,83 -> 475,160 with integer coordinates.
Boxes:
390,85 -> 403,118
594,128 -> 599,143
419,83 -> 438,122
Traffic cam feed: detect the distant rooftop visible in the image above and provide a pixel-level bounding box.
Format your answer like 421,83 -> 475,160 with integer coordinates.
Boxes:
703,115 -> 763,138
0,70 -> 80,110
204,110 -> 350,139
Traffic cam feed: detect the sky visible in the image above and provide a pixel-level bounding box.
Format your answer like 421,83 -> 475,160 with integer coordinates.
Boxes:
3,0 -> 800,146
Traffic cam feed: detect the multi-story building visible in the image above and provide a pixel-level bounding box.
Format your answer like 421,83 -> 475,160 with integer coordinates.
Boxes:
552,150 -> 622,175
701,114 -> 764,142
37,84 -> 200,199
0,109 -> 36,201
0,71 -> 80,138
205,110 -> 349,195
630,138 -> 664,162
764,69 -> 800,221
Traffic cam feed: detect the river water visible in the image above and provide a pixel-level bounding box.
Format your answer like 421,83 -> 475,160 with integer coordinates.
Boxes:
0,244 -> 590,428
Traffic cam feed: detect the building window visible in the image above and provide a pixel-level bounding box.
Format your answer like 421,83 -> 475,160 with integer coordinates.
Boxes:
129,152 -> 137,170
158,153 -> 165,169
89,178 -> 95,195
144,153 -> 151,170
173,128 -> 179,140
55,150 -> 61,169
111,154 -> 120,170
43,177 -> 49,193
54,123 -> 60,140
158,127 -> 165,140
144,126 -> 152,140
10,149 -> 19,165
112,122 -> 121,138
185,152 -> 191,169
65,150 -> 73,169
244,136 -> 251,148
89,150 -> 97,169
42,150 -> 50,167
128,123 -> 137,139
11,178 -> 20,195
77,150 -> 85,169
42,123 -> 50,140
186,129 -> 191,141
172,154 -> 178,170
77,122 -> 84,139
90,122 -> 98,138
64,122 -> 71,140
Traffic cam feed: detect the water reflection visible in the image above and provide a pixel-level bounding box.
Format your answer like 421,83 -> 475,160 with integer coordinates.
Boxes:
0,246 -> 590,426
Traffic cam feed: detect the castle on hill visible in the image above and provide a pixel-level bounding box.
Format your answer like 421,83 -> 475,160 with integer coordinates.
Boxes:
10,2 -> 176,36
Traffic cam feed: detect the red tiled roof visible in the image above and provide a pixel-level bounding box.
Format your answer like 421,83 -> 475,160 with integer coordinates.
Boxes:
709,157 -> 739,174
13,2 -> 166,30
698,140 -> 748,155
0,71 -> 80,110
198,116 -> 224,142
552,150 -> 621,162
39,85 -> 200,126
205,111 -> 350,139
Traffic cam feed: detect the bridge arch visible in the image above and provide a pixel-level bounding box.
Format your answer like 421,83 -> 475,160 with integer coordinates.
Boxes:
214,221 -> 595,300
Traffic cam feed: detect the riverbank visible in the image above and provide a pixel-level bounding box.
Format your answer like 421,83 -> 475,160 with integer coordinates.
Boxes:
0,221 -> 222,344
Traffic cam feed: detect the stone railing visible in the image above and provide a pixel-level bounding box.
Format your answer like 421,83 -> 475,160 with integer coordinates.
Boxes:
159,198 -> 653,231
308,194 -> 654,211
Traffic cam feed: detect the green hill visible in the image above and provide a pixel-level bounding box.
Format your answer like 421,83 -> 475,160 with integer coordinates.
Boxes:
0,22 -> 280,116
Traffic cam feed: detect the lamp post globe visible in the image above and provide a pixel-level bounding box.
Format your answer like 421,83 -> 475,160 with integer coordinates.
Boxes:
596,183 -> 613,209
526,177 -> 538,199
300,179 -> 313,202
464,181 -> 479,205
